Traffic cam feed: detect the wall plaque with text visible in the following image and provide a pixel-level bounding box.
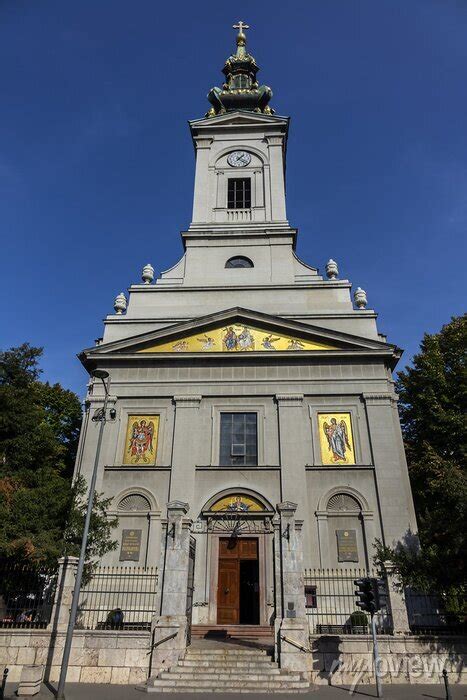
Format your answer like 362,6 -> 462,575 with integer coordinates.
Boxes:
119,529 -> 142,562
336,529 -> 358,562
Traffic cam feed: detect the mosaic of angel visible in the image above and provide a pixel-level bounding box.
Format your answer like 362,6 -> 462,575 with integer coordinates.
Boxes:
261,334 -> 280,350
128,419 -> 155,463
197,334 -> 216,350
323,417 -> 352,462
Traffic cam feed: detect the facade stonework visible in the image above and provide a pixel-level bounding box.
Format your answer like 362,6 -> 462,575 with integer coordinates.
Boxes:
3,25 -> 457,690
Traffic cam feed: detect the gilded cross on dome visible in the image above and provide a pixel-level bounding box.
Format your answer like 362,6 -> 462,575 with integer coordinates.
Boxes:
233,21 -> 250,35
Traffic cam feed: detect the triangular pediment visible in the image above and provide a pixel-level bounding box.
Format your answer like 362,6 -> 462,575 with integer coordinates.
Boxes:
81,308 -> 399,364
190,111 -> 288,129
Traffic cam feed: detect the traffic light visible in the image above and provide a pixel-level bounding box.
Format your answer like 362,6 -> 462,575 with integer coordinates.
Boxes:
375,578 -> 388,612
354,577 -> 378,614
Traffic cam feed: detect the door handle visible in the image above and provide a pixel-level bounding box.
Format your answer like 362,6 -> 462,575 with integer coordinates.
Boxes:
224,588 -> 230,594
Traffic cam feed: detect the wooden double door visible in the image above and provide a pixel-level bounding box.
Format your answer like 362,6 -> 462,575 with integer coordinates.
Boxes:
217,537 -> 260,625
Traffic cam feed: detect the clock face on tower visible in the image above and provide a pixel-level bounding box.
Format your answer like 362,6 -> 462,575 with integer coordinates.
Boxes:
227,151 -> 251,167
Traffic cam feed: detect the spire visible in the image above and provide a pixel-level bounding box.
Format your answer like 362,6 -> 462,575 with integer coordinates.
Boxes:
206,21 -> 274,118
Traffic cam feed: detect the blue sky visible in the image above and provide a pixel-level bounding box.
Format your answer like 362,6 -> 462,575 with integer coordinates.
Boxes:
1,0 -> 466,397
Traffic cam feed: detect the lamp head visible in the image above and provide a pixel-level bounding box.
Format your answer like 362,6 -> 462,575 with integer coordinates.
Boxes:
91,369 -> 109,380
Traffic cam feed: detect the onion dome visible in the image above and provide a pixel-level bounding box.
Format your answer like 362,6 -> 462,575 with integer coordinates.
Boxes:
206,22 -> 274,117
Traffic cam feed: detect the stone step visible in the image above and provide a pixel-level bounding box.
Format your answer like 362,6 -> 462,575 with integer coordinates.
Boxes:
146,686 -> 308,694
192,625 -> 274,640
148,679 -> 309,690
187,647 -> 268,656
167,666 -> 282,676
180,659 -> 277,668
160,671 -> 301,682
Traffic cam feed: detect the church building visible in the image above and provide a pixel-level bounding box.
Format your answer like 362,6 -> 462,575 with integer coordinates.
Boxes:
76,22 -> 417,681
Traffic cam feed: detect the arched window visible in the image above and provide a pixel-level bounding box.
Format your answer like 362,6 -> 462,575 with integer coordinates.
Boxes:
118,493 -> 151,512
225,256 -> 254,269
327,493 -> 361,512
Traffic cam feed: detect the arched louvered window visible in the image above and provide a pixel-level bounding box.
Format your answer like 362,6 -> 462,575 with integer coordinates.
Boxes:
225,256 -> 254,268
118,494 -> 151,512
327,493 -> 361,512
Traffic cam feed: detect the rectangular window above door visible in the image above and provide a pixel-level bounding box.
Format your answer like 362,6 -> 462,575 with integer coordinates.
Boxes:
220,412 -> 257,466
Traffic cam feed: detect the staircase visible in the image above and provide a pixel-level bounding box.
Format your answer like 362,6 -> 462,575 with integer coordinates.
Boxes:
146,643 -> 310,693
191,624 -> 274,641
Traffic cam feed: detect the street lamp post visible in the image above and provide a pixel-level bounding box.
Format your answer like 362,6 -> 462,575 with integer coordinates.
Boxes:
56,369 -> 111,699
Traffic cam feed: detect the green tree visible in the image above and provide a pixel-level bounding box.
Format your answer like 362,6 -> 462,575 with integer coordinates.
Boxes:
0,344 -> 117,566
376,316 -> 466,610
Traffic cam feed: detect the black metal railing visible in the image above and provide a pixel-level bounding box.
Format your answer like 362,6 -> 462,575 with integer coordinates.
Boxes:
76,566 -> 158,631
304,568 -> 392,635
0,560 -> 57,629
405,588 -> 467,635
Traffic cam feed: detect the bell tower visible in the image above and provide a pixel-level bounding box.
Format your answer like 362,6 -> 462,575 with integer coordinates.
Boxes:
189,23 -> 289,231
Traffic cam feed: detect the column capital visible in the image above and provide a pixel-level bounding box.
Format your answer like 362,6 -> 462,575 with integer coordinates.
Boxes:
363,392 -> 397,406
277,501 -> 298,515
173,395 -> 202,408
193,137 -> 213,149
265,135 -> 283,146
167,500 -> 190,516
275,394 -> 304,406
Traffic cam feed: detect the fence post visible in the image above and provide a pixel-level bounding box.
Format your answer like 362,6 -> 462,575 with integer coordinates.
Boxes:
383,561 -> 410,635
49,556 -> 79,631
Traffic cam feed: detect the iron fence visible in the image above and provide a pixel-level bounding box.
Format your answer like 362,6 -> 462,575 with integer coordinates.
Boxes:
304,568 -> 392,636
76,566 -> 158,631
0,560 -> 57,629
405,588 -> 467,635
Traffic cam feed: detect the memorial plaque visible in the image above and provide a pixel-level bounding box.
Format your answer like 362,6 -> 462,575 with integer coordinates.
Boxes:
119,529 -> 142,562
336,529 -> 358,562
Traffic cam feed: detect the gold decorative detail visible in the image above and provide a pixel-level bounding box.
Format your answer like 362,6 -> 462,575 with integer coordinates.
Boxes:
123,415 -> 159,465
210,494 -> 264,512
138,323 -> 336,354
318,413 -> 355,465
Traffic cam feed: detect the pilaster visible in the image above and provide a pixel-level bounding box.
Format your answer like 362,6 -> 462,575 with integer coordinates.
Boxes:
169,396 -> 202,505
276,502 -> 309,677
49,556 -> 79,632
383,561 -> 411,634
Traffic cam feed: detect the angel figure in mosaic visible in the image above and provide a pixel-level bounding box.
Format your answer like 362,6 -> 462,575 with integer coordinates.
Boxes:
287,339 -> 305,350
197,334 -> 216,350
262,334 -> 280,350
323,417 -> 351,462
128,419 -> 155,463
172,340 -> 188,352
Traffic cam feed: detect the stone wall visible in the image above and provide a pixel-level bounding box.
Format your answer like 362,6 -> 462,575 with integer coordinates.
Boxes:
310,634 -> 466,685
0,629 -> 150,685
1,629 -> 465,686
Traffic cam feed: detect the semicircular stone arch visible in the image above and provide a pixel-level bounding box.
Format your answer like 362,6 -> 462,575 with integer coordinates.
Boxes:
118,493 -> 151,512
201,487 -> 274,514
327,493 -> 361,512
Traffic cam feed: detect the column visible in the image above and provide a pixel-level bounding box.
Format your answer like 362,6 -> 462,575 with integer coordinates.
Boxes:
383,561 -> 411,635
169,395 -> 202,505
48,556 -> 79,632
276,394 -> 307,519
266,135 -> 287,222
363,393 -> 417,544
315,512 -> 331,568
276,502 -> 310,677
191,138 -> 212,223
149,501 -> 193,680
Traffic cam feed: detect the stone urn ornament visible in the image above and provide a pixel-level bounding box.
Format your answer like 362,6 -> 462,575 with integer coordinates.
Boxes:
325,259 -> 338,279
114,292 -> 127,314
354,287 -> 368,309
142,263 -> 155,284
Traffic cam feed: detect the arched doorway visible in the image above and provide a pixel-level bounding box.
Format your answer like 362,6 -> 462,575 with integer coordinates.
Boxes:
199,490 -> 275,627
